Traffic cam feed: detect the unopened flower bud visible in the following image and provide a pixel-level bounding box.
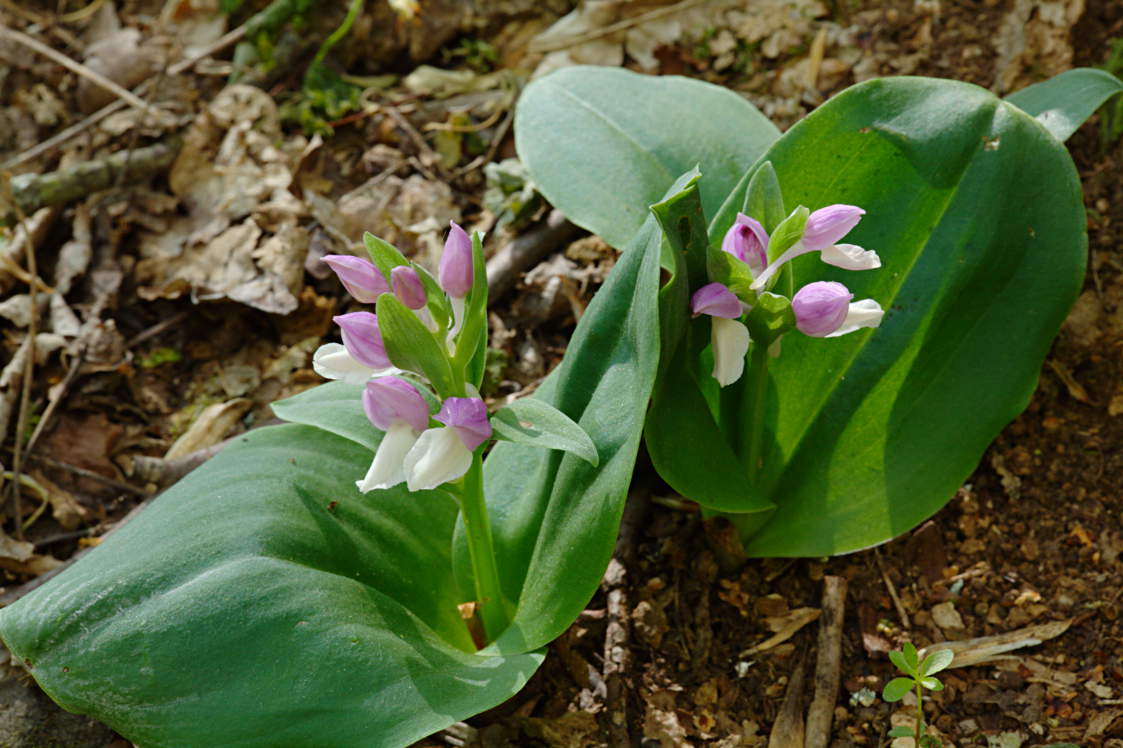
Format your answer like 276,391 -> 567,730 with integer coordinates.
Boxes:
691,282 -> 742,319
792,281 -> 853,337
802,205 -> 865,251
391,266 -> 427,310
439,221 -> 473,299
363,376 -> 429,433
322,255 -> 390,303
334,312 -> 392,370
435,396 -> 491,450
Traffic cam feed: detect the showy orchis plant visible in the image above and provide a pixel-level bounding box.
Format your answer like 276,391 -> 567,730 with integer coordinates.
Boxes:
516,65 -> 1111,557
687,199 -> 885,474
313,223 -> 596,640
883,643 -> 954,746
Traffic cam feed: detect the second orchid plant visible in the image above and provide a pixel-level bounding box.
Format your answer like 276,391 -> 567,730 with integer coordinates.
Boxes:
314,224 -> 598,639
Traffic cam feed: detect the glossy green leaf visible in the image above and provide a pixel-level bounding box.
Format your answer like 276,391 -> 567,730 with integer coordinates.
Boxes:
270,380 -> 377,449
491,398 -> 599,466
515,65 -> 780,248
882,677 -> 914,703
1005,67 -> 1123,142
0,425 -> 543,747
919,648 -> 954,676
376,293 -> 457,397
919,676 -> 944,691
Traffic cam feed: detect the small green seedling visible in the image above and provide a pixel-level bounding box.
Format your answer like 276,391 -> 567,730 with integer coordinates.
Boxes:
883,642 -> 954,746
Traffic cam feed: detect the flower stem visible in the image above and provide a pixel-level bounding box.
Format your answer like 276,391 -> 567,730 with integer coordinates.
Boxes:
915,680 -> 925,744
459,452 -> 508,642
744,340 -> 770,479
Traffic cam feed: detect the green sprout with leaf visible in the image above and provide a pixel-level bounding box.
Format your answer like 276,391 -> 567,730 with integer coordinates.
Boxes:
882,643 -> 954,746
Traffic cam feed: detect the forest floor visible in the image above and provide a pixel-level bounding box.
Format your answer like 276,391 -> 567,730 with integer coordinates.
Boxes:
1,0 -> 1122,746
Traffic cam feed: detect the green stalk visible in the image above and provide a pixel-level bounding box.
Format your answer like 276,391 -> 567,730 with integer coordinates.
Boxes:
743,340 -> 770,479
459,452 -> 508,642
312,0 -> 362,67
915,680 -> 925,744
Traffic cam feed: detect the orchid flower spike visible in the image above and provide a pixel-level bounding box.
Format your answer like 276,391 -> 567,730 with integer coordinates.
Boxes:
721,213 -> 769,276
691,282 -> 750,387
312,312 -> 396,385
751,204 -> 880,290
403,396 -> 491,491
322,255 -> 390,304
356,377 -> 430,492
792,281 -> 885,338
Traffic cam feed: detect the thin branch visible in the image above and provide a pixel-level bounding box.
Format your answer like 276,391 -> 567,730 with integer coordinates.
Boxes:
0,26 -> 174,127
1,22 -> 247,170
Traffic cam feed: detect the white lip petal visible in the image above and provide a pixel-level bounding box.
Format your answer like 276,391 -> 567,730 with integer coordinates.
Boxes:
356,422 -> 419,492
711,317 -> 751,387
403,427 -> 473,491
820,243 -> 881,271
313,343 -> 398,385
825,299 -> 885,337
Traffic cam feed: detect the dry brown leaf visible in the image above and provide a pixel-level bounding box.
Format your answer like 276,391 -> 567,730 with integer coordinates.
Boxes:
921,618 -> 1072,668
743,607 -> 820,654
164,399 -> 252,461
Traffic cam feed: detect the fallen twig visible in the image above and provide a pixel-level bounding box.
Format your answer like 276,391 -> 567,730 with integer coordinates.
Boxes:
602,491 -> 647,746
1,21 -> 247,170
485,210 -> 583,302
0,26 -> 175,127
768,654 -> 806,748
874,548 -> 910,629
805,575 -> 847,748
3,137 -> 183,225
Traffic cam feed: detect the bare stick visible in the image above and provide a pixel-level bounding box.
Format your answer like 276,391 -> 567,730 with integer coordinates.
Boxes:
805,575 -> 847,748
4,137 -> 182,225
529,0 -> 714,53
768,655 -> 807,748
874,548 -> 911,629
602,491 -> 647,746
2,23 -> 247,170
0,26 -> 173,126
485,210 -> 583,302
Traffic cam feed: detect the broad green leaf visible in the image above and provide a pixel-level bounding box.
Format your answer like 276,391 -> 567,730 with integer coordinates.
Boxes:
491,398 -> 599,466
0,425 -> 543,747
882,677 -> 915,703
459,173 -> 680,655
376,293 -> 457,397
920,647 -> 954,676
712,76 -> 1085,556
271,380 -> 377,450
888,725 -> 916,738
515,66 -> 780,248
1005,67 -> 1123,142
